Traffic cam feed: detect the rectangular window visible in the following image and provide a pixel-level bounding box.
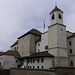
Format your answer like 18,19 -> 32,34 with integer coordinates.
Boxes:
16,60 -> 18,62
70,49 -> 72,53
24,66 -> 25,68
38,49 -> 40,52
37,59 -> 39,63
71,61 -> 73,66
33,59 -> 35,63
30,59 -> 32,63
37,66 -> 39,69
41,66 -> 44,69
41,58 -> 44,63
30,66 -> 31,69
33,66 -> 34,69
69,41 -> 72,45
0,63 -> 1,67
27,60 -> 29,63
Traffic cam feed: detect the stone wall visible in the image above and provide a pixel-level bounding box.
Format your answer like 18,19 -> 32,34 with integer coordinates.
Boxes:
10,69 -> 55,75
0,67 -> 75,75
55,67 -> 75,75
0,69 -> 10,75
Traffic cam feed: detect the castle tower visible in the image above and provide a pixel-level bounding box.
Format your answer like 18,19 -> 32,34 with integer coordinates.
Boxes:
48,4 -> 68,67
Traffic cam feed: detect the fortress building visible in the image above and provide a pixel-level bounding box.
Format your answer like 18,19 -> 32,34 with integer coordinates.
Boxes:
0,4 -> 75,69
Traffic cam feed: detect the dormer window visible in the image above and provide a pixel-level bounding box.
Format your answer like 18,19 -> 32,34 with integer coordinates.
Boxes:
52,14 -> 55,20
59,14 -> 62,19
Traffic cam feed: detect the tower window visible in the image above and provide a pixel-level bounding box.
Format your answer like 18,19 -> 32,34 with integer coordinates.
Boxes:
59,14 -> 62,19
52,14 -> 55,20
38,43 -> 40,46
70,49 -> 72,53
70,61 -> 73,66
69,41 -> 72,45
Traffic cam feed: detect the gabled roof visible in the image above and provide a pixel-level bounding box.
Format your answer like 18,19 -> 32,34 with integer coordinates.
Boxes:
11,40 -> 18,47
19,51 -> 54,59
0,50 -> 21,58
50,6 -> 63,14
5,50 -> 21,58
67,33 -> 75,39
18,29 -> 42,39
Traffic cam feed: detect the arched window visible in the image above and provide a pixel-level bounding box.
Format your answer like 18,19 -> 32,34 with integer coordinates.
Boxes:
52,14 -> 55,20
59,14 -> 62,19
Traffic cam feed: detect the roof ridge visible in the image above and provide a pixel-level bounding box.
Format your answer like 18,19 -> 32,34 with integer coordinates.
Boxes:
50,6 -> 63,14
18,29 -> 42,39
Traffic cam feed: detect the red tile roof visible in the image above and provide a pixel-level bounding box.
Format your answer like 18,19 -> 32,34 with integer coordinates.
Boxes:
0,50 -> 21,58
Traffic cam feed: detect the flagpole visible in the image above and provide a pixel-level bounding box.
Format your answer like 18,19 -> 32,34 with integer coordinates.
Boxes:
43,20 -> 45,33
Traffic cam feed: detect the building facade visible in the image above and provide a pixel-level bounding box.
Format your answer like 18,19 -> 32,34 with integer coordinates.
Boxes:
20,51 -> 54,69
3,4 -> 75,69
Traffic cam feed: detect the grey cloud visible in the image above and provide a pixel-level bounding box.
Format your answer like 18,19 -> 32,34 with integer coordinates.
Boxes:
0,0 -> 75,51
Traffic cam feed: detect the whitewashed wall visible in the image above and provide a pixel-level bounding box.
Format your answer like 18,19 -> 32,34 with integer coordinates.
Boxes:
0,55 -> 20,69
36,32 -> 48,52
68,37 -> 75,66
11,44 -> 18,51
21,57 -> 54,69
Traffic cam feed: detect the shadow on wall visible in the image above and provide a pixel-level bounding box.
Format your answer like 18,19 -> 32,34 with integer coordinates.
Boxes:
0,67 -> 75,75
0,69 -> 10,75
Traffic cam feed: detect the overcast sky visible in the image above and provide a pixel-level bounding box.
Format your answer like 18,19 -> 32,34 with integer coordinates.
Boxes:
0,0 -> 75,51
